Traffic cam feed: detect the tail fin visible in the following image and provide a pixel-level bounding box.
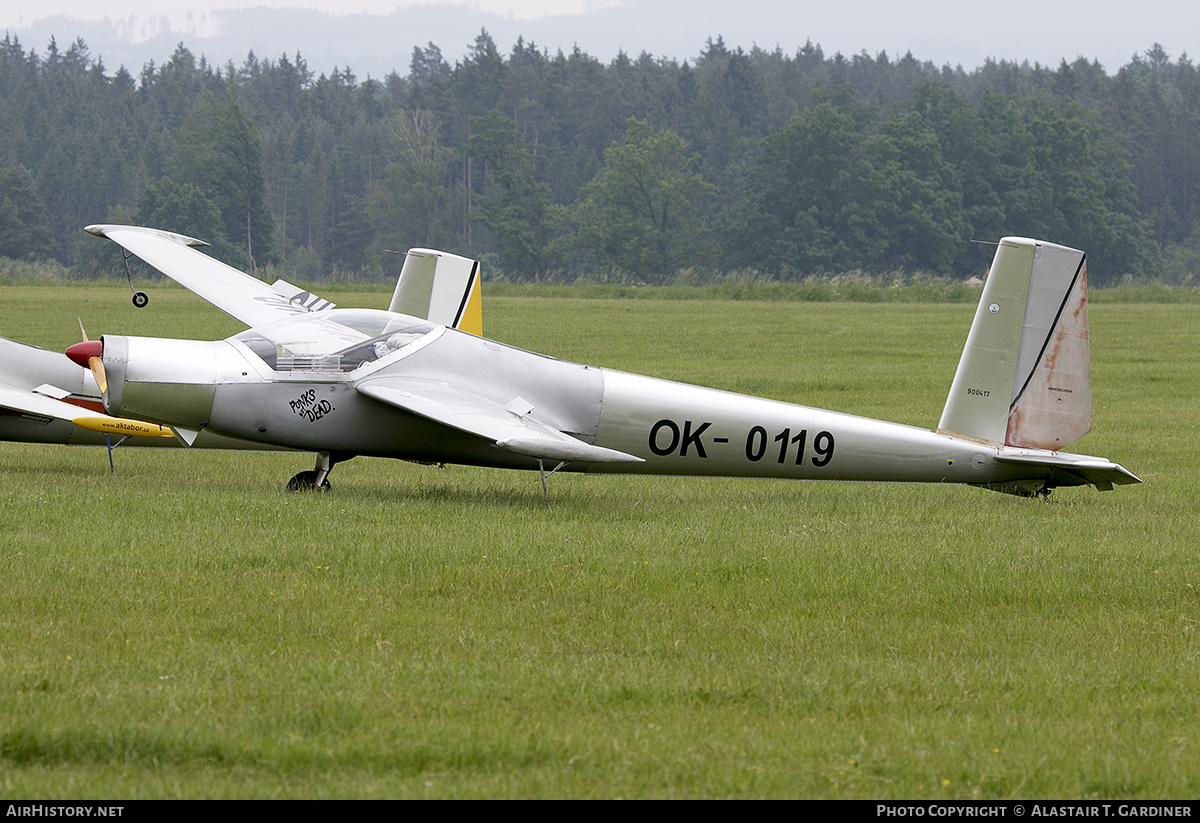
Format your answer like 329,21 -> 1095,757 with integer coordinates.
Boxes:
938,237 -> 1091,450
388,248 -> 483,336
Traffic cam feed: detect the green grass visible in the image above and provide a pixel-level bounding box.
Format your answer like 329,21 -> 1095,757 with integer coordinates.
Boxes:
1,284 -> 1197,798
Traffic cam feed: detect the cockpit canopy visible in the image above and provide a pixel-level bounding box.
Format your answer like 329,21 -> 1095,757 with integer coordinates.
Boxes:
234,309 -> 437,373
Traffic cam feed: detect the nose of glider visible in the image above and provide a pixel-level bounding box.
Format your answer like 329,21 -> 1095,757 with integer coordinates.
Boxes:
65,340 -> 103,368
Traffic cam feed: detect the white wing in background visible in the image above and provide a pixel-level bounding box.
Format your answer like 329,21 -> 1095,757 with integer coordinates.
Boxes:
85,225 -> 335,328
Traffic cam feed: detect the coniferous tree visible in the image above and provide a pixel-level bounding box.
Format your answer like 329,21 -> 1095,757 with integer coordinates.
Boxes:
0,32 -> 1191,281
369,109 -> 462,258
0,161 -> 55,260
168,90 -> 277,269
467,110 -> 559,277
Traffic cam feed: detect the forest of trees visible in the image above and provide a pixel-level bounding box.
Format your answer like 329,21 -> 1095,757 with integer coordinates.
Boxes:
2,31 -> 1199,286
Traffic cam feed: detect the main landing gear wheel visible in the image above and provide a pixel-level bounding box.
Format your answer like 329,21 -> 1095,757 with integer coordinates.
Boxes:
285,451 -> 352,492
286,470 -> 331,491
132,291 -> 149,308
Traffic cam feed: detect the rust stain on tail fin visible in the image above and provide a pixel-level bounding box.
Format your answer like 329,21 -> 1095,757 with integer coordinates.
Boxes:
1005,257 -> 1092,450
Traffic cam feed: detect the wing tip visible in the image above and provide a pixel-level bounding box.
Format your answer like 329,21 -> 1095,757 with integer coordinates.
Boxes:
85,223 -> 210,248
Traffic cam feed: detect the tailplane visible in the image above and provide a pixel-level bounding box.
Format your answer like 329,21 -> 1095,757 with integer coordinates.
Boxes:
938,238 -> 1091,450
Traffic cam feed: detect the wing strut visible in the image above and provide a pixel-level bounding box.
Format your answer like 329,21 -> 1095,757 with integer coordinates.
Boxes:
119,246 -> 150,308
537,459 -> 567,509
103,433 -> 136,474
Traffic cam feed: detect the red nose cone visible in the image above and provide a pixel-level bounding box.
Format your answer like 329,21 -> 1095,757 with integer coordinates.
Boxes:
65,340 -> 103,368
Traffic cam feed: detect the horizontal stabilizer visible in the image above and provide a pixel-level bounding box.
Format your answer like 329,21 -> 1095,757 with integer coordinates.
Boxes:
989,447 -> 1141,494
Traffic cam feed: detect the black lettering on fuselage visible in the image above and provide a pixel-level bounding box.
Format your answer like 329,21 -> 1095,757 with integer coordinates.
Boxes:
680,420 -> 710,458
648,418 -> 711,458
648,419 -> 680,456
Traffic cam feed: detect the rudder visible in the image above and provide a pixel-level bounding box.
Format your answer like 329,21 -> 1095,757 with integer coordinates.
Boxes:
938,238 -> 1091,450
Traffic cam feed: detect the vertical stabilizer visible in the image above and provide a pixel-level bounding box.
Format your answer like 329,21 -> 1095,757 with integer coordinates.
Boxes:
938,238 -> 1091,450
388,248 -> 483,335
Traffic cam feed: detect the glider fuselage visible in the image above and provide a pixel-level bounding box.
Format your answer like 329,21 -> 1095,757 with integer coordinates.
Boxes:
99,311 -> 1010,486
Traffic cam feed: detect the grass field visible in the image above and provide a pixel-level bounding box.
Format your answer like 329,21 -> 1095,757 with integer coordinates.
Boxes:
1,283 -> 1197,799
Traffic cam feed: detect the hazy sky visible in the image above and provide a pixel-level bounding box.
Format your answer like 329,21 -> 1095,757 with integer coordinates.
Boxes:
4,0 -> 1198,73
2,0 -> 601,30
